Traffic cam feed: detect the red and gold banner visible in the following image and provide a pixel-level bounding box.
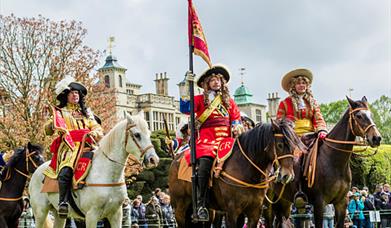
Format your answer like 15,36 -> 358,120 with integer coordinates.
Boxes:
188,0 -> 212,67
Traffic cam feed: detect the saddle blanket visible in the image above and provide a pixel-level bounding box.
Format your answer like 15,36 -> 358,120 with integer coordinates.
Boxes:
184,137 -> 235,166
177,156 -> 216,187
41,151 -> 94,193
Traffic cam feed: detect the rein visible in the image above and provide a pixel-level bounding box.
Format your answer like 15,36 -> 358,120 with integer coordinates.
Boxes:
219,134 -> 294,190
82,122 -> 154,187
0,147 -> 39,201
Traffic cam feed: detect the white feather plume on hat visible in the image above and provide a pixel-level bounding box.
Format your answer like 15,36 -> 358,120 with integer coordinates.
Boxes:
55,75 -> 75,96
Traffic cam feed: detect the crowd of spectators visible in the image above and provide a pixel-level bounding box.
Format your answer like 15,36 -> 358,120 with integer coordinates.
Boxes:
124,188 -> 176,228
287,184 -> 391,228
17,187 -> 176,228
345,184 -> 391,228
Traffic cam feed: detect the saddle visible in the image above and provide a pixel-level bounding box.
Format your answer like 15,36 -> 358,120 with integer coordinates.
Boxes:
178,138 -> 236,184
41,150 -> 94,193
177,156 -> 215,188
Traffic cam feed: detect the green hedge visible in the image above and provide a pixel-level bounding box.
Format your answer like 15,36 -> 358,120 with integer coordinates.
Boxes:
351,145 -> 391,191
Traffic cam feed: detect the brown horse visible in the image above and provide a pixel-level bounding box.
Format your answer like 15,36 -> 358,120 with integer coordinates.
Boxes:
0,142 -> 44,228
169,119 -> 305,228
264,96 -> 382,228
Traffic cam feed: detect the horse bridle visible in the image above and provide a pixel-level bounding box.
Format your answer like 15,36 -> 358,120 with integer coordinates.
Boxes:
0,146 -> 39,201
324,107 -> 377,153
348,107 -> 376,138
82,122 -> 155,188
219,133 -> 294,189
125,124 -> 154,162
14,146 -> 39,180
270,133 -> 295,168
102,123 -> 154,167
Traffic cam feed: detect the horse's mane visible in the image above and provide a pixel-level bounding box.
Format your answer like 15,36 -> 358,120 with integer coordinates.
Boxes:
238,119 -> 304,158
99,119 -> 127,154
328,109 -> 350,136
98,115 -> 151,154
239,123 -> 274,159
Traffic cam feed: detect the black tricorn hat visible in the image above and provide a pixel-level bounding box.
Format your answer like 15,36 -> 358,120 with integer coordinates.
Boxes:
196,64 -> 230,88
55,76 -> 87,101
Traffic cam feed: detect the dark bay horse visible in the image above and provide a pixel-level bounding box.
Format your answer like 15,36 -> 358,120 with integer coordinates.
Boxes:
0,142 -> 44,228
264,97 -> 382,228
169,119 -> 306,228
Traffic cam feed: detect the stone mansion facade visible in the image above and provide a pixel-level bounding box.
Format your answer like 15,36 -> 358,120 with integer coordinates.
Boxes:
98,54 -> 279,132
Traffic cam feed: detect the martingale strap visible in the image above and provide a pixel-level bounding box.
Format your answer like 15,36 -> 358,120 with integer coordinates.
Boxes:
197,95 -> 222,127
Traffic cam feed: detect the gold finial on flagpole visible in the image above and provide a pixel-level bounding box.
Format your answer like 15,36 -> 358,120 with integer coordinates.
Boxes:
108,36 -> 115,55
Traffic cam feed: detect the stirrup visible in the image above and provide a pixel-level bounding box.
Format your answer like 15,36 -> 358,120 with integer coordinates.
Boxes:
58,202 -> 69,219
196,207 -> 209,222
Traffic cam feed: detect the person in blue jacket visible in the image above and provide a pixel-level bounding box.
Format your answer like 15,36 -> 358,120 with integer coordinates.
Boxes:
348,192 -> 365,228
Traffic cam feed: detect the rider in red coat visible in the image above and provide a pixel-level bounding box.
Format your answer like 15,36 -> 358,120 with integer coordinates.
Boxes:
277,68 -> 327,138
180,64 -> 244,221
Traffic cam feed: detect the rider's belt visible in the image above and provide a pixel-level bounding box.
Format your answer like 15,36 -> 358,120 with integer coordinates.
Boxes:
200,118 -> 230,129
294,119 -> 315,135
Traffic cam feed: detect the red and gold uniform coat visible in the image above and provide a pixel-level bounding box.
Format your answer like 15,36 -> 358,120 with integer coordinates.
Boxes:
277,96 -> 327,135
43,103 -> 103,179
180,94 -> 241,159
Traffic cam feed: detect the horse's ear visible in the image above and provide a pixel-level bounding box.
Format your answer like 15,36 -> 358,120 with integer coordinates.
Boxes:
346,96 -> 356,108
27,142 -> 32,151
137,111 -> 145,119
123,110 -> 127,119
126,113 -> 134,125
270,118 -> 279,131
361,96 -> 368,103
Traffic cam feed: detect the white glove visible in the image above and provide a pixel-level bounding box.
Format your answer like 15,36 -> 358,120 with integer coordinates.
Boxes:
186,71 -> 195,82
232,123 -> 245,137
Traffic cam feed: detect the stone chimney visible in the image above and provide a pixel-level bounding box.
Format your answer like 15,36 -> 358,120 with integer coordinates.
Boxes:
267,92 -> 280,119
154,72 -> 169,96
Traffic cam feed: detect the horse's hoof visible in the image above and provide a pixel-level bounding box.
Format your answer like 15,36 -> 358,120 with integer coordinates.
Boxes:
58,202 -> 69,219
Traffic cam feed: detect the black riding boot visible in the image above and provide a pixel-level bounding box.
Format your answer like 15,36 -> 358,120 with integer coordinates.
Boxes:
196,157 -> 213,221
58,167 -> 73,219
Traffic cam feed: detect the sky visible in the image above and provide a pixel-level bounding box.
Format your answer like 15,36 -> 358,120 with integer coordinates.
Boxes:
1,0 -> 390,105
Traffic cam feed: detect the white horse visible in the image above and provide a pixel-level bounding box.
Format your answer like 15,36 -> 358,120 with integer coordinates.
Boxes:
29,113 -> 159,228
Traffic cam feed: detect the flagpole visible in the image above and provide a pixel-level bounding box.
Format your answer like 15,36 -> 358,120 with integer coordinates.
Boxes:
188,28 -> 199,224
188,0 -> 198,221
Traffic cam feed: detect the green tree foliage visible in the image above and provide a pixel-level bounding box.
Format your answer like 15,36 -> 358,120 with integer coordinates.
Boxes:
370,95 -> 391,144
320,100 -> 348,125
320,96 -> 391,144
351,145 -> 391,191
